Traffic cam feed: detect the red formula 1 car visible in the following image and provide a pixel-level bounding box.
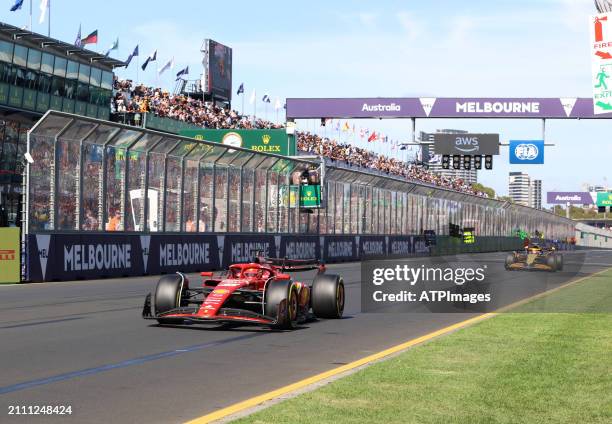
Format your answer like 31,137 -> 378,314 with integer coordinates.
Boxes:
142,256 -> 345,330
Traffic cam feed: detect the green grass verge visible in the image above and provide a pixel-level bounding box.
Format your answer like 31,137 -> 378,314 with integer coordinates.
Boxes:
233,269 -> 612,424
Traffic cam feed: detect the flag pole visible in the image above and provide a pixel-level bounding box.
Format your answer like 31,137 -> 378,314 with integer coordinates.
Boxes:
29,0 -> 32,31
241,92 -> 244,117
47,0 -> 50,36
136,55 -> 139,83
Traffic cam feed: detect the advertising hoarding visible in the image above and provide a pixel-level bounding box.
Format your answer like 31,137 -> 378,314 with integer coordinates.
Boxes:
509,140 -> 544,164
432,133 -> 499,155
285,97 -> 612,119
546,192 -> 594,205
180,129 -> 296,156
0,227 -> 20,283
596,192 -> 612,206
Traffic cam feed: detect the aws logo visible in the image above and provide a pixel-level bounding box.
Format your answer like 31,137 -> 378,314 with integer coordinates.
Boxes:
454,136 -> 479,153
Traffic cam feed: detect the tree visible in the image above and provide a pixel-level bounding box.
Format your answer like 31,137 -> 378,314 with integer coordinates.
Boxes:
497,196 -> 513,203
471,183 -> 495,199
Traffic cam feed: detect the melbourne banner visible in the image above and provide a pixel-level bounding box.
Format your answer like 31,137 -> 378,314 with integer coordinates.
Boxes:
180,129 -> 296,156
25,233 -> 459,282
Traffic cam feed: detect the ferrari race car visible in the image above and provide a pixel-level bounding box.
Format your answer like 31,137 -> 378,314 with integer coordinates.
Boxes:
142,256 -> 344,330
505,244 -> 563,272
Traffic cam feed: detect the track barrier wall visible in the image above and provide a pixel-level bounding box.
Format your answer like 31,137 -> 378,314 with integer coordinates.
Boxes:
27,233 -> 535,282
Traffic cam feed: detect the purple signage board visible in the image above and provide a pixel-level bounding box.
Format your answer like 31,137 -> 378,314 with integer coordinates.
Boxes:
286,97 -> 612,119
546,192 -> 594,204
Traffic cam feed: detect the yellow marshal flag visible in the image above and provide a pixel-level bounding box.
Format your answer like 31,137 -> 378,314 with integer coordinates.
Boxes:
0,227 -> 20,283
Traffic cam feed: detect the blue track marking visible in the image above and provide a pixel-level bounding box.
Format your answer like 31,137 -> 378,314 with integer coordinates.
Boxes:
0,333 -> 262,395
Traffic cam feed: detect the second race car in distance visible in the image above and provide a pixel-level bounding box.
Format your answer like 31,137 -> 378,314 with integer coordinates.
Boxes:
505,243 -> 563,272
142,255 -> 345,330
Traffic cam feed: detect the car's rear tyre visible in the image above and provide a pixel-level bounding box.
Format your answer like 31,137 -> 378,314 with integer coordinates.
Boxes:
555,254 -> 563,271
505,253 -> 515,270
264,280 -> 298,330
546,255 -> 557,272
312,274 -> 345,319
154,273 -> 189,325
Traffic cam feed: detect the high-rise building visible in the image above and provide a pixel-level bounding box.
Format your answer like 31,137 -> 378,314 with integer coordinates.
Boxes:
508,172 -> 531,206
508,172 -> 542,209
530,179 -> 542,210
428,129 -> 478,185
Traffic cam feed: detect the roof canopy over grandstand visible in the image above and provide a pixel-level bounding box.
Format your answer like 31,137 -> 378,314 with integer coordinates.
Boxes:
0,22 -> 125,70
25,111 -> 572,238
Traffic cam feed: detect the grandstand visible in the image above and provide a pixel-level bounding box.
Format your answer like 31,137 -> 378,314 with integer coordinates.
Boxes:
0,22 -> 124,225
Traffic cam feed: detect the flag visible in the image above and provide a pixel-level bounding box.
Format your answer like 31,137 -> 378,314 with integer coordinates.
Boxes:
158,57 -> 174,75
262,94 -> 271,103
10,0 -> 24,12
105,38 -> 119,56
342,121 -> 350,132
368,131 -> 377,142
335,121 -> 340,131
236,83 -> 244,95
274,98 -> 282,110
249,90 -> 256,104
39,0 -> 48,24
82,30 -> 98,46
74,25 -> 82,48
175,66 -> 189,80
141,50 -> 157,71
125,45 -> 139,67
359,128 -> 365,139
352,124 -> 355,134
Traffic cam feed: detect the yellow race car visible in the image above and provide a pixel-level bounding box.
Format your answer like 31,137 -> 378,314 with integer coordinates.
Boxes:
505,244 -> 563,272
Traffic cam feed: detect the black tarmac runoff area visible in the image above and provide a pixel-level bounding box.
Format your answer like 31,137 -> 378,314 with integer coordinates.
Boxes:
0,250 -> 611,424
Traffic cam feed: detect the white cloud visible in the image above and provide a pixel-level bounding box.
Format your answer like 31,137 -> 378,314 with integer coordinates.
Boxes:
396,11 -> 423,40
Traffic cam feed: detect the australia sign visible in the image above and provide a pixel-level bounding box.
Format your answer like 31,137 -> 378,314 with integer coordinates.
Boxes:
546,192 -> 594,205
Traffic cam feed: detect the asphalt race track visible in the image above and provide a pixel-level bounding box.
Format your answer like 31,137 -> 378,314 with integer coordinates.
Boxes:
1,250 -> 611,424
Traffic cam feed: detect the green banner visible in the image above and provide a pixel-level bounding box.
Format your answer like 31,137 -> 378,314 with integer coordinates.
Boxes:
300,185 -> 321,208
596,192 -> 612,207
180,129 -> 296,156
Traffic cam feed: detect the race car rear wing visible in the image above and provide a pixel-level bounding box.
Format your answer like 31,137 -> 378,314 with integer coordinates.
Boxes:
264,257 -> 326,273
250,249 -> 325,273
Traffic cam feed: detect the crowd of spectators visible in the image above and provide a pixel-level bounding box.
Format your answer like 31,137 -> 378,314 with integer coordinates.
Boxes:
112,78 -> 282,130
297,132 -> 488,197
111,78 -> 487,198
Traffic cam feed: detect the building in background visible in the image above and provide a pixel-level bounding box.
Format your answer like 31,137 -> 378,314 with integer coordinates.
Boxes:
509,172 -> 531,206
508,172 -> 542,209
530,179 -> 542,210
428,129 -> 478,185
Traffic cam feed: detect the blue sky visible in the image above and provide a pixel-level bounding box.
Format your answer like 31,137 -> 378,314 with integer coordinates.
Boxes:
3,0 -> 610,199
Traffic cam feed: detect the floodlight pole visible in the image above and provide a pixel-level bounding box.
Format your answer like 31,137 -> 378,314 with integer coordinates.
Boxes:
541,118 -> 546,142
